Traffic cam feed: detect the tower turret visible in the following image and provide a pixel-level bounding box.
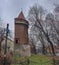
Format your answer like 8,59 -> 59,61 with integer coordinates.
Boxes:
14,11 -> 29,45
14,11 -> 31,56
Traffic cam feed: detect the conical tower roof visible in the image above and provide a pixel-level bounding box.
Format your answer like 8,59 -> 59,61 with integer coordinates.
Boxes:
15,11 -> 29,25
18,11 -> 25,20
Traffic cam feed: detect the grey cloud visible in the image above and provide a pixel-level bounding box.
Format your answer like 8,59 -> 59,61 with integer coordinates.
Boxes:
0,0 -> 59,36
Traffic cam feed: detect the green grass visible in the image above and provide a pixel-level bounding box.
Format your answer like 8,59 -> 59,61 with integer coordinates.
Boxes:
11,54 -> 52,65
29,54 -> 52,65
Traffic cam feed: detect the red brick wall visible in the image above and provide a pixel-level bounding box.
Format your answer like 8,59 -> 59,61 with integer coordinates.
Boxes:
14,20 -> 28,45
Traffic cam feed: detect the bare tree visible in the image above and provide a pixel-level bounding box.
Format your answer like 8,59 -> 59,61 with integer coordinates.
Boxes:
0,29 -> 4,55
45,13 -> 59,46
28,4 -> 56,56
29,30 -> 36,54
53,5 -> 59,35
29,23 -> 46,55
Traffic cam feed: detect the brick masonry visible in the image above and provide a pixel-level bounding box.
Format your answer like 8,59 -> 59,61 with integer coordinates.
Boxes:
14,11 -> 31,56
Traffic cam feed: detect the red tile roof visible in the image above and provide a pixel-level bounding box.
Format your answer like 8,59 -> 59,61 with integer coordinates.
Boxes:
18,11 -> 25,20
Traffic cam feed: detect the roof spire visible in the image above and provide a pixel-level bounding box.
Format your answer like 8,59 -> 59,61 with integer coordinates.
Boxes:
21,8 -> 22,11
18,9 -> 25,20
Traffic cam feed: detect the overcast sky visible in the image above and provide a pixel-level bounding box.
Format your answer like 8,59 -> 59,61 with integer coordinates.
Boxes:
0,0 -> 59,36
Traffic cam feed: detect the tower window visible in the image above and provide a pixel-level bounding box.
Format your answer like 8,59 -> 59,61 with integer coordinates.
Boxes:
16,39 -> 19,44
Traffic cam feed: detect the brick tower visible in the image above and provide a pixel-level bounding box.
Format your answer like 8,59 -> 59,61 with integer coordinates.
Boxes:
14,11 -> 30,56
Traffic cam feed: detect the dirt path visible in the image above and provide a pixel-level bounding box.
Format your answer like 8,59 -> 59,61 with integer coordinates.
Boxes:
45,55 -> 59,60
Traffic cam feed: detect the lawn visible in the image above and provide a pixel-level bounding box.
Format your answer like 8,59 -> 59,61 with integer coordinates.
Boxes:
11,54 -> 53,65
29,54 -> 52,65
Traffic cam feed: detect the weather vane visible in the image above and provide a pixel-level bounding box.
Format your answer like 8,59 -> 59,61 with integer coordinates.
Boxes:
21,8 -> 22,11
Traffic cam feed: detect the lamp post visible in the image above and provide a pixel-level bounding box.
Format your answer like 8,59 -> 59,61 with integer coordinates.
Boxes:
4,24 -> 9,65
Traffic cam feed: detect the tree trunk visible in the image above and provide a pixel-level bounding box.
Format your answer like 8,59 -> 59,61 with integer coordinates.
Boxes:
36,19 -> 56,56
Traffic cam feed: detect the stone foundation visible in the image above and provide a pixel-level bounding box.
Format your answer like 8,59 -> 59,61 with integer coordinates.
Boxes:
15,45 -> 31,56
